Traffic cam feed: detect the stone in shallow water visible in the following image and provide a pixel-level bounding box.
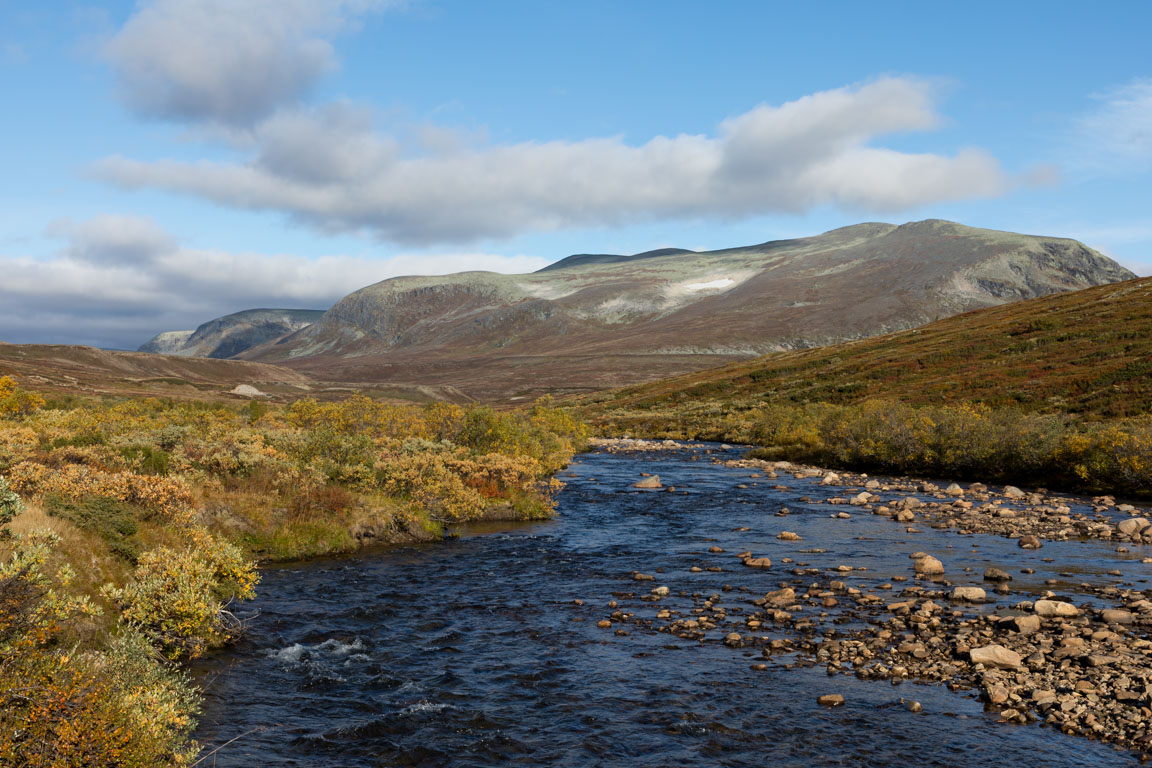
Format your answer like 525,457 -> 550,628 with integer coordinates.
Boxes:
1034,599 -> 1079,618
913,555 -> 944,575
817,694 -> 844,707
950,586 -> 986,602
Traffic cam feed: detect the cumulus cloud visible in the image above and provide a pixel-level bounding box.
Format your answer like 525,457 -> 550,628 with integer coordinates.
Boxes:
94,78 -> 1011,245
105,0 -> 391,125
1074,79 -> 1152,170
0,215 -> 547,349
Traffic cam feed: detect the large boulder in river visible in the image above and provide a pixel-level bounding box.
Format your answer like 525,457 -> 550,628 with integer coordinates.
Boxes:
913,554 -> 944,576
1117,517 -> 1150,536
970,644 -> 1023,670
633,475 -> 662,489
951,587 -> 986,602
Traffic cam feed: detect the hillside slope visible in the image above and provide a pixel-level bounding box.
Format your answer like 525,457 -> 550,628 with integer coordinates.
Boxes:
0,342 -> 313,400
245,220 -> 1134,399
139,308 -> 325,359
581,276 -> 1152,435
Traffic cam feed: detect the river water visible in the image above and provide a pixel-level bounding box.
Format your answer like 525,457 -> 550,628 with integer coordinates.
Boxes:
193,444 -> 1146,766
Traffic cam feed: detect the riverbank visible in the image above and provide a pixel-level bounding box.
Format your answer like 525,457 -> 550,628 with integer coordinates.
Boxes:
0,381 -> 587,766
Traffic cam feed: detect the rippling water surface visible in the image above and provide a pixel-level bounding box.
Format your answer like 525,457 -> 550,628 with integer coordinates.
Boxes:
194,445 -> 1146,766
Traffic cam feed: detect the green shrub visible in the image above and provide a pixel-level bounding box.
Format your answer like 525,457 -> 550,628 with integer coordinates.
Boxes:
0,476 -> 22,534
44,494 -> 141,562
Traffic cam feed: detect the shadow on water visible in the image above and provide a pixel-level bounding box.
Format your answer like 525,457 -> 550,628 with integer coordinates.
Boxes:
193,445 -> 1144,766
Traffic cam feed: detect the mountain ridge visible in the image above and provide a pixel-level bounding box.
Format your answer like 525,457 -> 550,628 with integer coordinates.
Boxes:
137,220 -> 1134,400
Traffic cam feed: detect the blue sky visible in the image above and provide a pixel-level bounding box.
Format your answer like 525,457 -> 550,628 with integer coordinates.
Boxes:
1,0 -> 1150,348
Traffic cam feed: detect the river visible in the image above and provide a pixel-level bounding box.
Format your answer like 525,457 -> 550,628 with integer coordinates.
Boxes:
193,443 -> 1144,766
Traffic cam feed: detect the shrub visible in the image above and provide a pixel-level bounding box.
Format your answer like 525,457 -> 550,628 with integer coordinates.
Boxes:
106,530 -> 258,660
0,376 -> 45,419
0,532 -> 198,766
44,494 -> 141,562
376,453 -> 486,522
0,476 -> 22,534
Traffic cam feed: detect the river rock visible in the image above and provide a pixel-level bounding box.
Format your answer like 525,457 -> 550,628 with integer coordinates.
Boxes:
985,683 -> 1010,704
1101,609 -> 1135,624
951,587 -> 986,602
1117,517 -> 1150,536
778,531 -> 802,541
821,473 -> 841,486
913,555 -> 944,575
742,557 -> 772,569
764,587 -> 796,607
817,694 -> 844,707
970,644 -> 1023,670
1011,614 -> 1041,635
1034,599 -> 1079,618
1003,485 -> 1026,499
944,483 -> 964,496
651,586 -> 670,597
633,475 -> 663,489
983,567 -> 1013,582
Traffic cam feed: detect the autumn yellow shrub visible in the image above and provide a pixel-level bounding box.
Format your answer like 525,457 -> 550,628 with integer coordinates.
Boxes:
7,462 -> 195,523
0,531 -> 199,766
376,453 -> 486,522
0,375 -> 45,419
105,528 -> 258,660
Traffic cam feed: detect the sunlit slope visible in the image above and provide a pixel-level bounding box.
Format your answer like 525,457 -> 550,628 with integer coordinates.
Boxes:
582,276 -> 1152,430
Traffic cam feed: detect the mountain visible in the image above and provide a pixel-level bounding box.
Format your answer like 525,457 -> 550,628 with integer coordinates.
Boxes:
580,275 -> 1152,437
239,220 -> 1133,400
139,308 -> 325,359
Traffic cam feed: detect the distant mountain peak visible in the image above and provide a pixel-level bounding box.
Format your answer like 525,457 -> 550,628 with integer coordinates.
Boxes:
139,308 -> 325,359
536,247 -> 696,273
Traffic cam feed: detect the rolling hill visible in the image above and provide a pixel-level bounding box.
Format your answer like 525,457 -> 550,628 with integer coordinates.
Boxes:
580,276 -> 1152,436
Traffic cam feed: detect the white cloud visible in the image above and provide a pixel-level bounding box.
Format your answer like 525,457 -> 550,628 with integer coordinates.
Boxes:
0,215 -> 547,349
1074,79 -> 1152,171
94,77 -> 1011,246
104,0 -> 393,125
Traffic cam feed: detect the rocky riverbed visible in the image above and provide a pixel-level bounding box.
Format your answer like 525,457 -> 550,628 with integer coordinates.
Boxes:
585,441 -> 1152,757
